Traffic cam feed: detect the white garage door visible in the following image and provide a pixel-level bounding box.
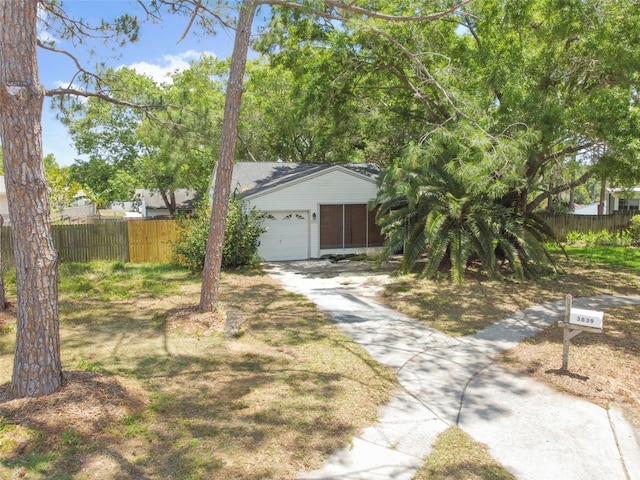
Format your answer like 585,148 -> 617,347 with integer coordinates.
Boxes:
259,211 -> 309,261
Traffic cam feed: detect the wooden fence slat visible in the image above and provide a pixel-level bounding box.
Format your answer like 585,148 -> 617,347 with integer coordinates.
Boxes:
127,219 -> 178,264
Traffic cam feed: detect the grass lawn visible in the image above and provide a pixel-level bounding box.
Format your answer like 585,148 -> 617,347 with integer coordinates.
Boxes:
379,248 -> 640,432
414,427 -> 515,480
1,247 -> 637,480
0,262 -> 395,479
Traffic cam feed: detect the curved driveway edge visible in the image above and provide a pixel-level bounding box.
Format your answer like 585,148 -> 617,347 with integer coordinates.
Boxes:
265,261 -> 640,480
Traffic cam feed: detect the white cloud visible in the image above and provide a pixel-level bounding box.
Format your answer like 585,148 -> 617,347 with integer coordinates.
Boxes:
54,80 -> 79,90
51,81 -> 87,104
37,30 -> 56,44
124,49 -> 216,84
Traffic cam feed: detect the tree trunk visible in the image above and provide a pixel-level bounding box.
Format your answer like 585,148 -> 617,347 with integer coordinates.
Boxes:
0,0 -> 63,397
0,216 -> 6,312
160,190 -> 177,217
200,0 -> 256,312
598,178 -> 606,215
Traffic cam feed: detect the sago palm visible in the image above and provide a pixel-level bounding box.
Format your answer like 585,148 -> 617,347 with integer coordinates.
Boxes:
376,140 -> 558,283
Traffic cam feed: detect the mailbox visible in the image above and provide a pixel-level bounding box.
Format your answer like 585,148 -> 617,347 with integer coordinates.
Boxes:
569,307 -> 604,329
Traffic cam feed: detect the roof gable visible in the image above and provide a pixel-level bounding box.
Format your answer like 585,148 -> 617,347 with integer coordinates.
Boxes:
134,188 -> 199,209
231,162 -> 379,199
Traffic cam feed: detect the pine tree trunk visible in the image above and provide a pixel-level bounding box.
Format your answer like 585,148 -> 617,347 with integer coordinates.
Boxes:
0,0 -> 63,397
0,216 -> 6,312
200,0 -> 256,312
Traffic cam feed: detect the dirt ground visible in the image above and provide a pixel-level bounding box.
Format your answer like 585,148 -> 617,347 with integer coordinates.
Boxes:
267,257 -> 398,297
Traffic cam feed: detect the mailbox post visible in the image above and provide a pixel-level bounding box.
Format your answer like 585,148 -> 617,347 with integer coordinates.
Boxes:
560,294 -> 604,371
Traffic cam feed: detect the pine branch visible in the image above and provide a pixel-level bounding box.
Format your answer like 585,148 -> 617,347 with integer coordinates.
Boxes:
263,0 -> 471,23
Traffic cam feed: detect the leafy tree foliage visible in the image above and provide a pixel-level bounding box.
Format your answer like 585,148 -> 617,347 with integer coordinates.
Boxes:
43,154 -> 82,215
250,4 -> 445,165
62,67 -> 158,205
254,0 -> 640,203
61,58 -> 225,213
136,56 -> 226,197
454,0 -> 640,205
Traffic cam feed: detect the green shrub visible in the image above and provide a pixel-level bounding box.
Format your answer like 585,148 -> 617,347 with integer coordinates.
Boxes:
565,231 -> 582,245
222,198 -> 267,268
173,199 -> 266,272
629,214 -> 640,246
564,228 -> 632,247
172,205 -> 211,272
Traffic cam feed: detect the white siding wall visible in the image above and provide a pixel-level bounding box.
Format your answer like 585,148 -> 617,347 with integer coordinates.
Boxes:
243,168 -> 379,259
0,195 -> 9,221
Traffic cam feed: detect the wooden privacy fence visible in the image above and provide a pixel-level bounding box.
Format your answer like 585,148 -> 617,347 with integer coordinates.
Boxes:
127,219 -> 179,263
0,219 -> 180,266
538,211 -> 637,240
54,221 -> 129,262
0,213 -> 636,267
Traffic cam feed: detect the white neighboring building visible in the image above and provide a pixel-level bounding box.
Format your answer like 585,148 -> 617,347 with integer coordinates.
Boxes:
607,187 -> 640,213
108,189 -> 198,218
231,162 -> 385,262
573,202 -> 600,215
0,176 -> 9,221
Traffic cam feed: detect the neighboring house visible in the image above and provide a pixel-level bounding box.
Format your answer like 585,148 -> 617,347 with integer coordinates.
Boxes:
607,188 -> 640,213
0,176 -> 9,222
137,189 -> 198,218
108,188 -> 198,218
573,202 -> 600,215
231,162 -> 385,262
58,190 -> 97,219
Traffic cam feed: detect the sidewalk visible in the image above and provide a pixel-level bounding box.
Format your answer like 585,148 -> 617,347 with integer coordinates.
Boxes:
266,262 -> 640,480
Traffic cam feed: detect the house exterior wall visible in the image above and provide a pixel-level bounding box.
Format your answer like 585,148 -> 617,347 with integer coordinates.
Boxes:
242,168 -> 380,259
608,189 -> 640,213
58,204 -> 96,219
0,195 -> 9,221
0,176 -> 8,221
146,208 -> 172,218
573,202 -> 600,215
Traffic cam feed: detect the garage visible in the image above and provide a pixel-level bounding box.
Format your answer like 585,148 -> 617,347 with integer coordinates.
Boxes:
231,162 -> 383,260
258,210 -> 309,261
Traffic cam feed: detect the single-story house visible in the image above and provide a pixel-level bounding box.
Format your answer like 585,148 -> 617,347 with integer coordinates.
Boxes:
231,162 -> 385,261
573,202 -> 600,215
57,190 -> 97,219
607,188 -> 640,213
108,188 -> 198,218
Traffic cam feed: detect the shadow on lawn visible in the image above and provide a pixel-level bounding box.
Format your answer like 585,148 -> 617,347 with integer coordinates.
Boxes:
0,271 -> 393,479
381,255 -> 640,337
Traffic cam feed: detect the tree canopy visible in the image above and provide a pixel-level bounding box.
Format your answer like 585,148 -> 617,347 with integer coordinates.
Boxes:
60,57 -> 225,213
252,0 -> 640,197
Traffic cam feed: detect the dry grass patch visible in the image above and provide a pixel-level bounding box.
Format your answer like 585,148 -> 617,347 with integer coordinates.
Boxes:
379,254 -> 640,432
502,303 -> 640,428
0,264 -> 395,479
380,255 -> 639,336
414,426 -> 515,480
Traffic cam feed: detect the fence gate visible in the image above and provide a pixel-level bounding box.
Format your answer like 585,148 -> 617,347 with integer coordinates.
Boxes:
127,219 -> 178,263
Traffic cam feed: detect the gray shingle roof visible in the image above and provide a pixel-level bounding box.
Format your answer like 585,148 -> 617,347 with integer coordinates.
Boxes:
230,162 -> 380,198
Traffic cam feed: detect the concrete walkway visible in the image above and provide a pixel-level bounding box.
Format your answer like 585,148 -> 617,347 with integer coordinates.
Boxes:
265,262 -> 640,480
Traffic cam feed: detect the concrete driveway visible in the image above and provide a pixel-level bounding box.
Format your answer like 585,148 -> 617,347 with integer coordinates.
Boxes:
265,259 -> 640,480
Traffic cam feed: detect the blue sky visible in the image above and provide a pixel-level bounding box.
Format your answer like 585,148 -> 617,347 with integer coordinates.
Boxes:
38,1 -> 242,166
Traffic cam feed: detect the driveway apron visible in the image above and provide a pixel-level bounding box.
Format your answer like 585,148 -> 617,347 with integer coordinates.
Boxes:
265,261 -> 640,480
